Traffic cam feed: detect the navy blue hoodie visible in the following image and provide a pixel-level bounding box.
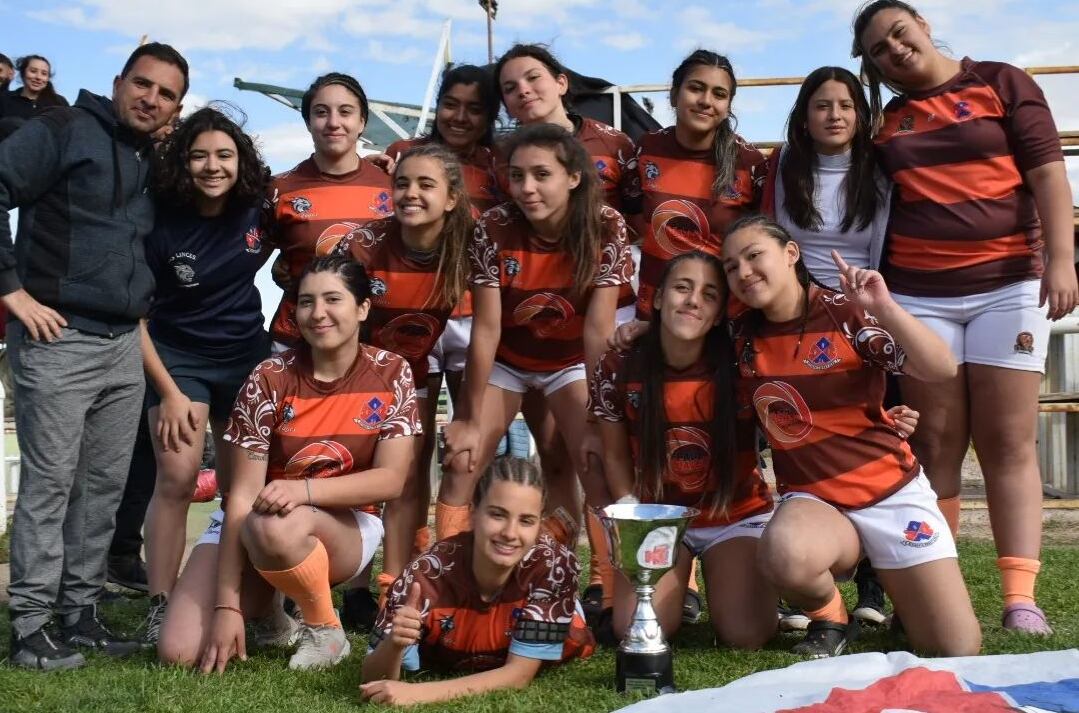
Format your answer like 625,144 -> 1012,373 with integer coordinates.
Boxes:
0,89 -> 156,336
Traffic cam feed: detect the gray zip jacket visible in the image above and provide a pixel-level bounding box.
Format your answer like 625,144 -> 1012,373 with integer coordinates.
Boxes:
0,89 -> 156,336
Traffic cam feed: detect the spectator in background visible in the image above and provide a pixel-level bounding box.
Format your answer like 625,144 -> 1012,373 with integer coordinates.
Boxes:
0,55 -> 69,120
0,54 -> 14,92
0,42 -> 188,671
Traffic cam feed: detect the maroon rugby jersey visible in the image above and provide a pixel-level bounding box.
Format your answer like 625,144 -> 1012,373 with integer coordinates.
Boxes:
469,203 -> 632,373
224,345 -> 421,515
731,287 -> 917,509
636,127 -> 766,319
590,348 -> 772,527
267,157 -> 393,345
875,58 -> 1062,297
335,217 -> 452,382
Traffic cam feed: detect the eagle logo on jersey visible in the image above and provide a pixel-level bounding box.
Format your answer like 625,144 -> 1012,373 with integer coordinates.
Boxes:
753,381 -> 813,445
901,520 -> 939,548
244,226 -> 263,253
626,390 -> 640,410
513,293 -> 575,338
898,115 -> 915,133
356,396 -> 390,429
803,336 -> 841,370
371,190 -> 393,217
377,313 -> 441,361
284,440 -> 354,479
282,402 -> 295,422
651,199 -> 711,258
290,196 -> 312,214
666,426 -> 710,492
370,277 -> 388,296
954,100 -> 972,120
644,160 -> 660,183
504,256 -> 521,277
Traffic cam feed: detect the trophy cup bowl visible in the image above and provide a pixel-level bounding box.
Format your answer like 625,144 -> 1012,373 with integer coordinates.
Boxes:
600,503 -> 699,696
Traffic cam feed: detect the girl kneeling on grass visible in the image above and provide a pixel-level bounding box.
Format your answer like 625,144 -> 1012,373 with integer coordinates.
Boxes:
592,251 -> 776,649
361,456 -> 594,707
722,215 -> 981,657
159,255 -> 420,671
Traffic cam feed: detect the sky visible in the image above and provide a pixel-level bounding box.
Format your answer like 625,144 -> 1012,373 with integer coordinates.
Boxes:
3,0 -> 1078,323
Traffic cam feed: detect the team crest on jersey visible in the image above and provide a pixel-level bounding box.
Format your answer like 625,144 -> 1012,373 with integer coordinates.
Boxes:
626,390 -> 640,409
370,277 -> 388,297
594,158 -> 612,181
355,396 -> 389,429
244,226 -> 263,253
902,520 -> 939,548
169,251 -> 199,287
898,115 -> 915,133
371,190 -> 392,217
290,196 -> 312,214
504,256 -> 521,277
279,401 -> 297,432
803,336 -> 841,370
1014,331 -> 1034,354
954,100 -> 973,120
644,160 -> 660,183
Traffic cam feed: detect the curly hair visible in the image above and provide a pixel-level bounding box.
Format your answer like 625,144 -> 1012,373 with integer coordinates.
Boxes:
153,104 -> 270,211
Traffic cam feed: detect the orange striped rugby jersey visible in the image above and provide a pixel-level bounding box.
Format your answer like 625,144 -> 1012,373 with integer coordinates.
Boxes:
371,531 -> 594,672
469,203 -> 633,372
223,345 -> 421,516
875,58 -> 1062,297
386,137 -> 501,215
636,127 -> 766,319
334,217 -> 451,383
731,287 -> 918,509
266,157 -> 393,345
590,348 -> 773,527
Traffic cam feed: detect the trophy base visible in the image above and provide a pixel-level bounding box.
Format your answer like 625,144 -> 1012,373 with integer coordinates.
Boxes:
616,649 -> 675,696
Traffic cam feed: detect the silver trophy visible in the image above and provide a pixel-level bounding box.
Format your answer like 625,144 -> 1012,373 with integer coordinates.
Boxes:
601,503 -> 698,696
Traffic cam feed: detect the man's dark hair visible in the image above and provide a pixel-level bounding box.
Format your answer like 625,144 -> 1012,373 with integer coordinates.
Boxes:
0,53 -> 12,69
120,42 -> 190,99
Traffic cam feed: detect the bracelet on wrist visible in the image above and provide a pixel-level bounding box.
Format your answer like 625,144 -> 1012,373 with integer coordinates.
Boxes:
214,604 -> 243,617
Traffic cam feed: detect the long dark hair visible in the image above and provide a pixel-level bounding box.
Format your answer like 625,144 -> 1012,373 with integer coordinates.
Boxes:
631,251 -> 738,515
852,0 -> 943,122
670,50 -> 740,196
429,64 -> 499,148
15,55 -> 61,104
153,105 -> 270,210
726,215 -> 828,368
502,123 -> 603,298
394,143 -> 474,309
782,66 -> 881,232
494,43 -> 572,116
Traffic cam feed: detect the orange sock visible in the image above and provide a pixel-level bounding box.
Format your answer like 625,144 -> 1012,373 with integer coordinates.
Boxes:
541,506 -> 579,548
937,496 -> 961,539
257,539 -> 338,628
803,586 -> 848,625
413,525 -> 431,555
687,559 -> 700,593
435,500 -> 472,540
376,571 -> 397,608
585,509 -> 614,608
997,556 -> 1040,606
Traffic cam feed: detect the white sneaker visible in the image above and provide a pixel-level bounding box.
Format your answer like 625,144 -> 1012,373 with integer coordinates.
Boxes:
287,624 -> 350,670
251,611 -> 302,648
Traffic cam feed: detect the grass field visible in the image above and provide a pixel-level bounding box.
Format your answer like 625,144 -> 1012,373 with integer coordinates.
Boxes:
1,539 -> 1077,713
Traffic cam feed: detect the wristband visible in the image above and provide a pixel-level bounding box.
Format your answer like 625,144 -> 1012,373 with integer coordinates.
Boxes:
214,604 -> 243,617
305,478 -> 315,510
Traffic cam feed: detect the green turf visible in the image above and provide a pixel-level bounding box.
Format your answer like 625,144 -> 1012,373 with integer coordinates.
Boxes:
2,540 -> 1077,712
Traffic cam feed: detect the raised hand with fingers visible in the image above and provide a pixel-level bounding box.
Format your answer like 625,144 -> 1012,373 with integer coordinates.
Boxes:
831,249 -> 894,316
884,405 -> 920,440
359,679 -> 418,706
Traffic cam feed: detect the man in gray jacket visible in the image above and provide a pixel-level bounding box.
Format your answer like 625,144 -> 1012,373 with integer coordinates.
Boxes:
0,42 -> 188,670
